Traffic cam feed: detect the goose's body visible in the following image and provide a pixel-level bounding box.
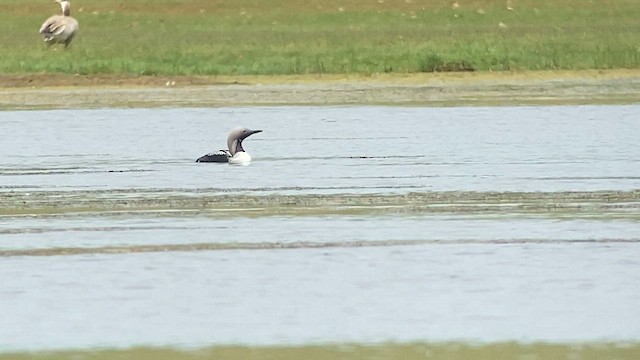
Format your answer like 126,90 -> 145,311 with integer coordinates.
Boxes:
40,0 -> 78,47
196,127 -> 262,166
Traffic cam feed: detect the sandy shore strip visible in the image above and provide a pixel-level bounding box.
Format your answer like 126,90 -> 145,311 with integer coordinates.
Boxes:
2,189 -> 639,218
1,70 -> 639,109
1,342 -> 638,360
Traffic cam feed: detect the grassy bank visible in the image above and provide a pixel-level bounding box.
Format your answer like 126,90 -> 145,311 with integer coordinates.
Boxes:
2,342 -> 640,360
1,0 -> 639,76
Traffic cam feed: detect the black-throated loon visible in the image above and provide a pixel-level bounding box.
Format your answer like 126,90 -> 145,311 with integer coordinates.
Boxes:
196,127 -> 262,165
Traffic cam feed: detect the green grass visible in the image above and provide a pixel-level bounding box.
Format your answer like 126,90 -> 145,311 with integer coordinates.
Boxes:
2,342 -> 639,360
1,0 -> 639,76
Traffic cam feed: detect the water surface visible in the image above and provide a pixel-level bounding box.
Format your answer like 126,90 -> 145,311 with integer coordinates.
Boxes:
2,105 -> 639,193
1,105 -> 639,352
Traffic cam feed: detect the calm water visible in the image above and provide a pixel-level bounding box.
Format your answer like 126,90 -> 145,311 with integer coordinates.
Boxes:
1,105 -> 640,351
1,105 -> 639,193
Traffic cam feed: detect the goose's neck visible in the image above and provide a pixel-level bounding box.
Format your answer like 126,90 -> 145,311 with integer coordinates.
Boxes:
60,2 -> 71,16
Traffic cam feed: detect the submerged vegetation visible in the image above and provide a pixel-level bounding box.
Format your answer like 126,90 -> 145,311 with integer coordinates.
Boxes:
0,0 -> 639,76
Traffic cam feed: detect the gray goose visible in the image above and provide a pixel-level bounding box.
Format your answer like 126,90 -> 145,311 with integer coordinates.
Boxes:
40,0 -> 79,47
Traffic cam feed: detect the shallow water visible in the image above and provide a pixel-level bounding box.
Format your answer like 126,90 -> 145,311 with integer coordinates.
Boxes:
1,105 -> 640,351
2,243 -> 640,350
2,105 -> 640,193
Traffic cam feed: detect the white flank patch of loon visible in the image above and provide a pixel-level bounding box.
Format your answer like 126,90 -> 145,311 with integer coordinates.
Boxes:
228,152 -> 252,166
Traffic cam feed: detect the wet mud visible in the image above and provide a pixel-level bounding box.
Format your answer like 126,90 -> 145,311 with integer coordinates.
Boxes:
1,71 -> 639,109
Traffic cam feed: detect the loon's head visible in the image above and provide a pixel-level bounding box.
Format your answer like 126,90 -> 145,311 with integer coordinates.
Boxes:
227,127 -> 262,156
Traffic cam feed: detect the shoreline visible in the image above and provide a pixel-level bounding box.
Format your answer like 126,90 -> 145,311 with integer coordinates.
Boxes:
1,341 -> 639,359
1,70 -> 639,109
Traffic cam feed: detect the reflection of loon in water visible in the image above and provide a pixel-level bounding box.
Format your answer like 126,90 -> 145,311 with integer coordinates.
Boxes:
196,127 -> 263,165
